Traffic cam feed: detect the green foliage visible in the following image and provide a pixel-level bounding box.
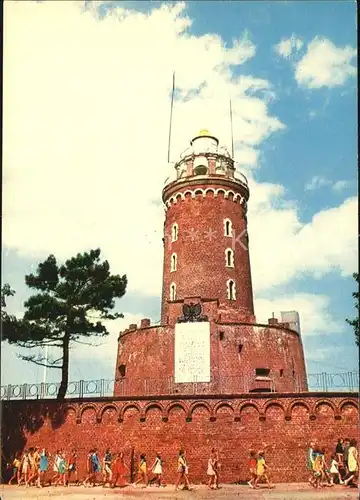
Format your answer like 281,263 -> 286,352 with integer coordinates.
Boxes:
1,284 -> 20,341
346,272 -> 359,347
2,248 -> 127,399
1,284 -> 15,309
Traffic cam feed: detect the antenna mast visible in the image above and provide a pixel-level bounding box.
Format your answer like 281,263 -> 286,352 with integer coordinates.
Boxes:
229,99 -> 234,158
167,72 -> 176,163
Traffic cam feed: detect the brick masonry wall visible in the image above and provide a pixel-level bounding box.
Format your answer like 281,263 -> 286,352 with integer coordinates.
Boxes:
114,320 -> 307,395
2,393 -> 358,484
161,187 -> 254,324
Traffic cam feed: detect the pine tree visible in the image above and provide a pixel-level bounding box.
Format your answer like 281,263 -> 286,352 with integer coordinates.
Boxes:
2,249 -> 127,400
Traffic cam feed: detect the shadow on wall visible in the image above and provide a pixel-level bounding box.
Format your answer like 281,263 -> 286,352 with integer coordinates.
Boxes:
0,402 -> 67,481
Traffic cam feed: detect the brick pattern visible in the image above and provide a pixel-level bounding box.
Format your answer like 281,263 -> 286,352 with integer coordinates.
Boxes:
161,188 -> 254,324
2,395 -> 357,484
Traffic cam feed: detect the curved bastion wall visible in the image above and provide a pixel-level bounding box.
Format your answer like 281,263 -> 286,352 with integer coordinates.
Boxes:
2,395 -> 358,484
114,307 -> 308,396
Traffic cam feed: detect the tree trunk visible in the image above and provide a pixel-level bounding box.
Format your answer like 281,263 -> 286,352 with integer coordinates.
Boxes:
57,333 -> 70,401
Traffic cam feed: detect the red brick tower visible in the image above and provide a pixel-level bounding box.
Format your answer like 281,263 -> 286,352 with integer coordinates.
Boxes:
114,129 -> 308,395
161,129 -> 254,325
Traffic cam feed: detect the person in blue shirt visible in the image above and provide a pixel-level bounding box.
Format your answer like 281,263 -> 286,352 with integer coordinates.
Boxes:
87,449 -> 100,487
38,449 -> 49,487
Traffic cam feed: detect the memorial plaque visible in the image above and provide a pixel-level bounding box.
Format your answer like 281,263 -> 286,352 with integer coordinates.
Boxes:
174,322 -> 210,383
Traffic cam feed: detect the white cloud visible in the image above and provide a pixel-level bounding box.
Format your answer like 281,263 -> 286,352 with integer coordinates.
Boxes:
3,0 -> 284,298
255,294 -> 343,336
248,187 -> 358,293
274,34 -> 303,59
304,176 -> 350,193
304,175 -> 331,191
332,180 -> 349,192
295,37 -> 357,88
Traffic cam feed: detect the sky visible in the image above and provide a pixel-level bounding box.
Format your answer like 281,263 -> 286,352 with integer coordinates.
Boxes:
2,0 -> 358,389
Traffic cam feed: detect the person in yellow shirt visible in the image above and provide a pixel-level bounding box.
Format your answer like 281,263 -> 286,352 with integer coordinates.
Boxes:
312,452 -> 323,489
27,447 -> 40,486
132,453 -> 149,488
254,450 -> 274,489
8,452 -> 21,485
344,439 -> 359,487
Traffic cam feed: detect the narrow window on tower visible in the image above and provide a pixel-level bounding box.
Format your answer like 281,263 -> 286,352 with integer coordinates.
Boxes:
171,223 -> 178,242
170,252 -> 177,272
226,279 -> 236,300
225,248 -> 234,268
170,283 -> 176,301
224,218 -> 233,237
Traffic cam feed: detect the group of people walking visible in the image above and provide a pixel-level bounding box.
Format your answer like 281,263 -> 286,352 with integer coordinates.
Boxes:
6,439 -> 358,490
307,438 -> 358,489
6,447 -> 194,490
6,447 -> 219,491
8,448 -> 79,488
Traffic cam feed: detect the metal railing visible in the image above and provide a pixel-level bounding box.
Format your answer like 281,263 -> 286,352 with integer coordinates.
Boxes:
307,371 -> 359,393
0,372 -> 358,401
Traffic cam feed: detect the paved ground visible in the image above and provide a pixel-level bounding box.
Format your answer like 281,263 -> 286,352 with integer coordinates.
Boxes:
0,483 -> 358,500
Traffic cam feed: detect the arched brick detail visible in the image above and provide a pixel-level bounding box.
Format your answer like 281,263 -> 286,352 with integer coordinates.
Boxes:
165,188 -> 249,207
64,404 -> 78,416
189,401 -> 213,419
288,399 -> 311,413
120,403 -> 142,421
194,188 -> 205,197
98,404 -> 120,422
214,401 -> 234,416
215,188 -> 226,198
287,399 -> 311,420
314,399 -> 336,415
339,399 -> 359,412
64,404 -> 79,423
78,403 -> 99,423
239,402 -> 261,415
234,193 -> 244,203
144,402 -> 166,419
264,401 -> 286,416
183,190 -> 194,199
166,401 -> 188,419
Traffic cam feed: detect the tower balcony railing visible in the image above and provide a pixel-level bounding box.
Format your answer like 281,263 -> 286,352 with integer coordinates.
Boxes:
233,170 -> 248,186
0,372 -> 358,401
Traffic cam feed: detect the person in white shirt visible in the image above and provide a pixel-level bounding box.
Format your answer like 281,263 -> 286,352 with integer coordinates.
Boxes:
329,454 -> 344,485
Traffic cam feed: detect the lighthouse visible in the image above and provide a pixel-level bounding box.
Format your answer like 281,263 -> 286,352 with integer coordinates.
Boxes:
114,130 -> 308,395
161,129 -> 254,325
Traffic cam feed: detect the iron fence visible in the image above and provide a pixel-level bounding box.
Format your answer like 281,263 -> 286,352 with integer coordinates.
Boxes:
0,372 -> 358,401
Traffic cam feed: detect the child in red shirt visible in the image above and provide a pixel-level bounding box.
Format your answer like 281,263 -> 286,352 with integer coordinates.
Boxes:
248,450 -> 258,488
